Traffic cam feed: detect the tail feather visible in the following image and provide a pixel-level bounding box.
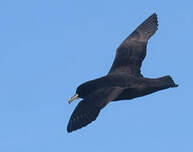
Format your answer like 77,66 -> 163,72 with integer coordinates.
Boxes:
158,75 -> 178,88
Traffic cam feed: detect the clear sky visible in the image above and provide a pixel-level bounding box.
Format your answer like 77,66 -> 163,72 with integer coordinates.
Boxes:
0,0 -> 193,151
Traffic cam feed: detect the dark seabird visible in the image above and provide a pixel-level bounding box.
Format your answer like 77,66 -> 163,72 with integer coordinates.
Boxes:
67,13 -> 178,133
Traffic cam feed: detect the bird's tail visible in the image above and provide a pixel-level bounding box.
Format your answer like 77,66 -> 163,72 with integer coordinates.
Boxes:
136,75 -> 178,98
157,75 -> 178,88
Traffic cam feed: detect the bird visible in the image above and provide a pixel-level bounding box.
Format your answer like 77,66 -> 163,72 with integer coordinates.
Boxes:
67,13 -> 178,133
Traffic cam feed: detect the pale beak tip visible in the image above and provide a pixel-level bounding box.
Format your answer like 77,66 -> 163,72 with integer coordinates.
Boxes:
68,94 -> 79,104
68,99 -> 72,104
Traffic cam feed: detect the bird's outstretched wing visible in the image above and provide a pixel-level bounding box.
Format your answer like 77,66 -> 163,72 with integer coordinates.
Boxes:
67,87 -> 124,132
108,13 -> 158,77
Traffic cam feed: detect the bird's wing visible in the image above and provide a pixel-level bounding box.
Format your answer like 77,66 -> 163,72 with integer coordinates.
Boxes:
108,13 -> 158,77
67,87 -> 124,132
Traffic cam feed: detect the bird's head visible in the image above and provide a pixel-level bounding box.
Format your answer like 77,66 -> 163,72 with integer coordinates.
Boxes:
68,83 -> 91,104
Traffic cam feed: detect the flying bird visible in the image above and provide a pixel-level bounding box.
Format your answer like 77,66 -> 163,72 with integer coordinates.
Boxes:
67,13 -> 178,133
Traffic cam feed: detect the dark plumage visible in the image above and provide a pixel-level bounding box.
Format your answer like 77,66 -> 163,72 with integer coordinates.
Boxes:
67,13 -> 178,133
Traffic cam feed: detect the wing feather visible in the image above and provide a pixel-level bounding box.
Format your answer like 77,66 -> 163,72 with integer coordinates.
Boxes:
108,13 -> 158,76
67,87 -> 124,132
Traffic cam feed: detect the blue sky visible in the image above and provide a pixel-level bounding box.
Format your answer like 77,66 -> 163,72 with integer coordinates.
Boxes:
0,0 -> 193,151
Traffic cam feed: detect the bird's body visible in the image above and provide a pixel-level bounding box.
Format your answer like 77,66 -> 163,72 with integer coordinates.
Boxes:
78,74 -> 176,101
67,13 -> 178,132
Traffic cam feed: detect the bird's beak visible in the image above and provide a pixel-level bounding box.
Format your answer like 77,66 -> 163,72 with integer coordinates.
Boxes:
68,94 -> 79,104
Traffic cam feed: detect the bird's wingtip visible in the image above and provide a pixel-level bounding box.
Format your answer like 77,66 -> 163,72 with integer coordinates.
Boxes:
152,12 -> 157,16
